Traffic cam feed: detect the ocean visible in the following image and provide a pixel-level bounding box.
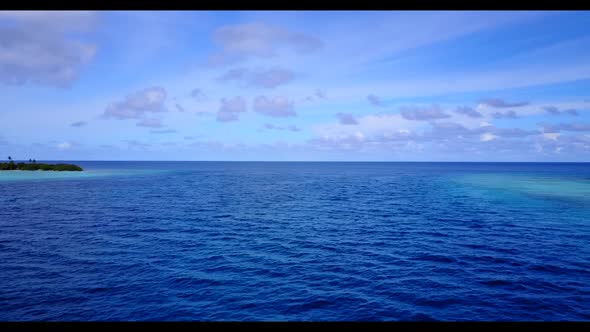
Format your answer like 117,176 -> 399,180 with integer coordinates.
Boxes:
0,161 -> 589,321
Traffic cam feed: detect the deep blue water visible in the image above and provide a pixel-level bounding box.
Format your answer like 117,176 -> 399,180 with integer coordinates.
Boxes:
1,162 -> 589,321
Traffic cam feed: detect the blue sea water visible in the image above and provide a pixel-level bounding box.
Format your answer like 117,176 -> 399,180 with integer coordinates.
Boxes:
0,161 -> 589,321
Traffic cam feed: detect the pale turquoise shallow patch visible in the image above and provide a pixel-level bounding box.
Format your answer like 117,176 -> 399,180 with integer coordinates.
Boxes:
451,173 -> 590,203
0,168 -> 166,182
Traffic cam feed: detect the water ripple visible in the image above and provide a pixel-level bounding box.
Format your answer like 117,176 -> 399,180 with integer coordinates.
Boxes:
0,161 -> 589,321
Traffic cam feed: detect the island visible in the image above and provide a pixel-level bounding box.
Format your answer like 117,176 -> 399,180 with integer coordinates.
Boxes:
0,157 -> 83,171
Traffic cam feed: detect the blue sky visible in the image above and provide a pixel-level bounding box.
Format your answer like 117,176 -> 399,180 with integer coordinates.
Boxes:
1,10 -> 590,161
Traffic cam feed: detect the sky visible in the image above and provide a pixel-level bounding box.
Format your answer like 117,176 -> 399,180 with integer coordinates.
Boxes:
1,10 -> 590,161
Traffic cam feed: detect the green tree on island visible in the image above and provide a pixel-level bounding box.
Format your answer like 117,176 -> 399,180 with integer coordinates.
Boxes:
1,156 -> 82,171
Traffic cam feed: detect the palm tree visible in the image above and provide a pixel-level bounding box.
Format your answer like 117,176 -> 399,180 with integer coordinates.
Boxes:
7,156 -> 14,170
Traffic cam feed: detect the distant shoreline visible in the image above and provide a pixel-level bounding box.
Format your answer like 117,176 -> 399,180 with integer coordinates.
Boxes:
0,162 -> 83,172
11,160 -> 590,163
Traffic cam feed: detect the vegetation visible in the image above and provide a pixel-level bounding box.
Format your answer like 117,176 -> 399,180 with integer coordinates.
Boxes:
0,157 -> 83,171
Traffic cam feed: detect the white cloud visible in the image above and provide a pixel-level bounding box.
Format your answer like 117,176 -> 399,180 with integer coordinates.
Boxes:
150,129 -> 176,134
313,112 -> 422,142
253,96 -> 296,117
217,67 -> 295,88
454,106 -> 483,118
70,121 -> 88,127
336,113 -> 358,125
539,122 -> 590,133
479,98 -> 529,108
367,94 -> 384,107
400,105 -> 451,121
57,142 -> 72,150
263,123 -> 301,132
103,86 -> 168,120
480,132 -> 497,142
190,88 -> 205,100
136,118 -> 164,128
491,110 -> 519,119
543,132 -> 560,141
208,22 -> 323,66
217,96 -> 247,122
543,106 -> 579,116
0,11 -> 98,87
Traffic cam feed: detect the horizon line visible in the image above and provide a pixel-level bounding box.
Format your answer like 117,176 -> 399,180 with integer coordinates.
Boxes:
4,160 -> 589,163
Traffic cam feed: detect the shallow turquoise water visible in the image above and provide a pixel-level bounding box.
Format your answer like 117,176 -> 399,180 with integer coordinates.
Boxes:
0,167 -> 166,182
451,173 -> 590,204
